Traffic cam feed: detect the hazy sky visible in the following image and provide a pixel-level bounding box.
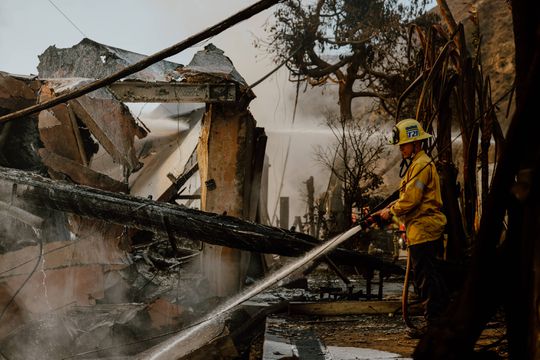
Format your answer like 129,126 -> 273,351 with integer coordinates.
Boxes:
0,1 -> 266,71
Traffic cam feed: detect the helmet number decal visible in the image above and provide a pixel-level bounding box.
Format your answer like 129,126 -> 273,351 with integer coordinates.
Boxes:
405,125 -> 419,138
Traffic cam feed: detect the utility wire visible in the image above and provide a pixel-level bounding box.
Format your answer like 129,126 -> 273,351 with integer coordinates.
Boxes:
47,0 -> 87,38
0,234 -> 43,323
246,46 -> 303,91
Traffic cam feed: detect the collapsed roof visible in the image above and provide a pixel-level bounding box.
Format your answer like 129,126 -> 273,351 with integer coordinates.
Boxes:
38,37 -> 181,81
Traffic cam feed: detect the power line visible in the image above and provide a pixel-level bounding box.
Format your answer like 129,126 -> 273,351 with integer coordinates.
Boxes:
47,0 -> 87,38
246,46 -> 303,91
0,234 -> 43,323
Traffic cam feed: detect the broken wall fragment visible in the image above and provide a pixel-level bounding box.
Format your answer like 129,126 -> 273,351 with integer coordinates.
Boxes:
0,73 -> 43,170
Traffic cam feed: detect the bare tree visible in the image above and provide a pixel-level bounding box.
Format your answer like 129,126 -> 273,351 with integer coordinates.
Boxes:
315,113 -> 387,230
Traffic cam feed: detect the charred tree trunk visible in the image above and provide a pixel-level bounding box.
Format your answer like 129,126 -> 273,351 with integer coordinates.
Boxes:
505,1 -> 540,358
414,1 -> 540,357
435,2 -> 478,241
476,70 -> 497,211
338,82 -> 354,122
460,56 -> 479,240
338,60 -> 359,122
437,78 -> 467,261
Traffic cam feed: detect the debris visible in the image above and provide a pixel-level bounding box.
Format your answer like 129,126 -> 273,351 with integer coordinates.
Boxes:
38,38 -> 179,82
263,316 -> 335,360
37,82 -> 89,166
0,200 -> 43,228
109,81 -> 237,103
0,166 -> 404,274
38,148 -> 127,192
147,298 -> 184,328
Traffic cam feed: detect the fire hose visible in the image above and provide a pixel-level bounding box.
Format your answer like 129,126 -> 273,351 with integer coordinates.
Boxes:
401,247 -> 417,330
358,198 -> 417,332
363,213 -> 417,331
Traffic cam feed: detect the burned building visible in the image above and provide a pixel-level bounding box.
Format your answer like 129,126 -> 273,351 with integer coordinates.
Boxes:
0,37 -> 403,359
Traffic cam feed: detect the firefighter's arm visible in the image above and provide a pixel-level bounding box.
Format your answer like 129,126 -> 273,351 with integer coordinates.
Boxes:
390,162 -> 430,217
379,200 -> 397,221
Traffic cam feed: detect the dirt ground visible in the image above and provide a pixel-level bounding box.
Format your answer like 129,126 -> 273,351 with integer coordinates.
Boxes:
249,313 -> 508,359
246,259 -> 508,360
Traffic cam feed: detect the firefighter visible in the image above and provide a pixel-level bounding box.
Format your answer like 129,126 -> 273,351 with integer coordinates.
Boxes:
379,118 -> 448,330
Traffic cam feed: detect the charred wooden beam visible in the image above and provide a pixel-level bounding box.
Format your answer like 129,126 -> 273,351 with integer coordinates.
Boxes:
174,194 -> 201,200
197,103 -> 257,295
288,300 -> 423,316
38,148 -> 127,193
0,166 -> 402,274
108,82 -> 237,103
160,161 -> 199,203
247,128 -> 267,222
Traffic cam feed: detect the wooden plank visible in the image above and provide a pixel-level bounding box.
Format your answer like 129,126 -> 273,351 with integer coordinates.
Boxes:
288,300 -> 422,316
38,148 -> 127,192
198,104 -> 256,296
108,82 -> 236,103
263,316 -> 330,360
69,93 -> 143,172
247,127 -> 267,221
159,162 -> 199,203
175,194 -> 201,200
37,83 -> 85,164
67,104 -> 89,166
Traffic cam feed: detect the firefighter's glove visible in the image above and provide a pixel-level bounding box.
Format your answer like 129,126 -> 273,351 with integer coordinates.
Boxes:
380,207 -> 392,221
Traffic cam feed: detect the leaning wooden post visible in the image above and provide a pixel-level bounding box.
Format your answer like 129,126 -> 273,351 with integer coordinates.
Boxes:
197,102 -> 257,297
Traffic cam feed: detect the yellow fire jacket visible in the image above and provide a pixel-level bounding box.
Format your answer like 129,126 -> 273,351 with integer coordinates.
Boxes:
390,150 -> 446,246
